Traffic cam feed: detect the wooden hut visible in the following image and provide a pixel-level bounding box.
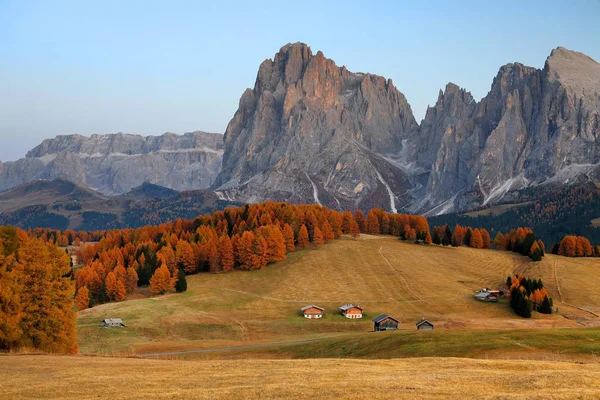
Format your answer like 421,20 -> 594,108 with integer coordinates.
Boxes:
339,304 -> 363,319
372,314 -> 399,331
101,318 -> 126,328
416,318 -> 434,330
301,305 -> 324,319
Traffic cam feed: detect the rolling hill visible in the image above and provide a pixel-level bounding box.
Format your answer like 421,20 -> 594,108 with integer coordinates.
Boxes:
0,179 -> 239,230
77,235 -> 600,358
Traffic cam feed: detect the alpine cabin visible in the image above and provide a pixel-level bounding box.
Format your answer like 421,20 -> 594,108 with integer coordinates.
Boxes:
301,305 -> 324,319
372,314 -> 399,331
416,318 -> 434,330
339,304 -> 363,319
101,318 -> 126,328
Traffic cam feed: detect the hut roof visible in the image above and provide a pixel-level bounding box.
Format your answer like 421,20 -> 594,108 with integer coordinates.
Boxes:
300,305 -> 324,311
339,304 -> 362,311
416,318 -> 433,327
103,318 -> 124,324
372,314 -> 399,323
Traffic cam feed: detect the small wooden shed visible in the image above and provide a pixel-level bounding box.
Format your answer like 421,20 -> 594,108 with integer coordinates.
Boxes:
339,304 -> 363,319
372,314 -> 399,331
416,318 -> 434,330
102,318 -> 126,328
301,305 -> 324,319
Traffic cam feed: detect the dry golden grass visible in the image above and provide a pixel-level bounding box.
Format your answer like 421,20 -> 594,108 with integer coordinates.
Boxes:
77,236 -> 600,356
2,355 -> 600,399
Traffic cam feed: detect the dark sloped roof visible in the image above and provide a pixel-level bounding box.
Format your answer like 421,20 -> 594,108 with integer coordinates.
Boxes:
372,314 -> 399,323
301,305 -> 324,311
416,318 -> 433,327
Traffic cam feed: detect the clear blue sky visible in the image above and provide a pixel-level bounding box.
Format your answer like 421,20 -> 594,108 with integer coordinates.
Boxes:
1,0 -> 599,161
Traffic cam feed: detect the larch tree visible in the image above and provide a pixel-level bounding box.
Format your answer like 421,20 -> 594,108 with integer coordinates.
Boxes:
321,221 -> 335,242
149,263 -> 173,295
0,244 -> 23,350
219,235 -> 235,272
493,232 -> 505,249
350,220 -> 361,240
75,286 -> 90,311
282,224 -> 295,252
481,228 -> 491,249
469,228 -> 484,249
176,240 -> 196,274
125,266 -> 138,293
297,225 -> 309,249
17,237 -> 78,354
313,226 -> 325,246
367,210 -> 380,234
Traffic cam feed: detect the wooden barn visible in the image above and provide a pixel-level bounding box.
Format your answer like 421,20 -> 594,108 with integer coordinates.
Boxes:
339,304 -> 363,319
101,318 -> 126,328
372,314 -> 399,331
301,305 -> 324,319
416,318 -> 434,330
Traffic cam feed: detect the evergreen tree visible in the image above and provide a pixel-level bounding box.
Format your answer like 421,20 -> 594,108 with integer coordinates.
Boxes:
530,247 -> 542,261
506,276 -> 512,287
538,295 -> 552,314
175,269 -> 187,293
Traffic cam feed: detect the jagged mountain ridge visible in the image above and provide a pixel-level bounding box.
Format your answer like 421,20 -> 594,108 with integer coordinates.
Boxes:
215,42 -> 420,211
0,131 -> 224,195
216,43 -> 600,214
1,44 -> 598,216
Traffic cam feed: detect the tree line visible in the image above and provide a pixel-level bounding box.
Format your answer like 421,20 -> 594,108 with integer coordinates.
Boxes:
70,203 -> 432,309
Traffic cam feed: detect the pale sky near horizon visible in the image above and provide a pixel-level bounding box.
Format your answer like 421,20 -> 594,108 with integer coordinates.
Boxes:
1,0 -> 599,161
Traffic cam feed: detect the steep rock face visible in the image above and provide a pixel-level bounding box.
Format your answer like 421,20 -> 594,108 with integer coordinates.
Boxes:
415,47 -> 600,214
0,131 -> 224,195
215,42 -> 418,211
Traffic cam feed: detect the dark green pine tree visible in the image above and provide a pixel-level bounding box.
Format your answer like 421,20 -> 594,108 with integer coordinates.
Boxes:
506,276 -> 512,287
175,269 -> 188,293
538,295 -> 552,314
522,233 -> 536,257
521,297 -> 533,318
530,247 -> 542,261
432,230 -> 441,245
445,225 -> 453,245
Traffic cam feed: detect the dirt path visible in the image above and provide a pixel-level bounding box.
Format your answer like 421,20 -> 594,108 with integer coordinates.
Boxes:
378,245 -> 423,301
138,338 -> 327,358
553,261 -> 599,318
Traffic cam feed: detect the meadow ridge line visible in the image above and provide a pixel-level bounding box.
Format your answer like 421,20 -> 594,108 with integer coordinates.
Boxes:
137,338 -> 328,357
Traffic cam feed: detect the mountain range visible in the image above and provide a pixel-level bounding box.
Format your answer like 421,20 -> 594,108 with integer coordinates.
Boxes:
1,43 -> 599,219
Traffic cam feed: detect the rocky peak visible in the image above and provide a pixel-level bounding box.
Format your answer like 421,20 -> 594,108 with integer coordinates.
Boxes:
216,42 -> 418,211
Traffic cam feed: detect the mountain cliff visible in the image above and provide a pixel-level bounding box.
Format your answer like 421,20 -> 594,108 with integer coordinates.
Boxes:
216,43 -> 600,214
414,46 -> 600,214
0,131 -> 224,195
215,42 -> 419,211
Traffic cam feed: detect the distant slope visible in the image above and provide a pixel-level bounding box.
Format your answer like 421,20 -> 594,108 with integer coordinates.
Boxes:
0,179 -> 239,230
429,183 -> 600,247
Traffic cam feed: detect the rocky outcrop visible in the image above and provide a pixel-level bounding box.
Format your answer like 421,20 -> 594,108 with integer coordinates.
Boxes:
413,47 -> 600,214
0,131 -> 224,195
215,42 -> 418,211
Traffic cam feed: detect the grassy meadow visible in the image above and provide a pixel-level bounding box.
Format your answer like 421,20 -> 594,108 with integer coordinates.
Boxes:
77,235 -> 600,358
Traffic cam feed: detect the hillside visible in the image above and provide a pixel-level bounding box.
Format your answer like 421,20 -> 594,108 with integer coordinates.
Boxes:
0,179 -> 239,231
3,355 -> 600,400
430,183 -> 600,246
77,236 -> 600,358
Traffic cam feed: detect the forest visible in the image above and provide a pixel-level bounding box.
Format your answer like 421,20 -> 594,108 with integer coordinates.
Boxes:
429,183 -> 600,248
